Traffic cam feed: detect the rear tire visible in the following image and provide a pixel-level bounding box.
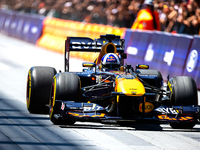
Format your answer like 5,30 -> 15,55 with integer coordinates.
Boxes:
168,76 -> 198,129
26,66 -> 57,114
49,73 -> 81,125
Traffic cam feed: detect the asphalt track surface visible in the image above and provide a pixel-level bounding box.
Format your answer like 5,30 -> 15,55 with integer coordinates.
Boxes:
0,34 -> 200,150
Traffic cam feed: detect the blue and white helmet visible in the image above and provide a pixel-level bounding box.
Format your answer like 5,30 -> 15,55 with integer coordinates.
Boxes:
101,53 -> 120,70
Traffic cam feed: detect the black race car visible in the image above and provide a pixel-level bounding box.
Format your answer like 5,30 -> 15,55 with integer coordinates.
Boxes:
26,34 -> 200,129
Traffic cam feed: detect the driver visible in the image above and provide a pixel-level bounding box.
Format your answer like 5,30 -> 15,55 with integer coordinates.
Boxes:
100,53 -> 121,71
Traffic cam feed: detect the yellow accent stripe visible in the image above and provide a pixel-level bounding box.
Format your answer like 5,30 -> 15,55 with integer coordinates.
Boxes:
50,76 -> 56,119
26,70 -> 31,109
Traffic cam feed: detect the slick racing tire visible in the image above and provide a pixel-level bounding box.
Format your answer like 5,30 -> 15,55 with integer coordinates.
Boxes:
168,76 -> 198,106
168,76 -> 198,129
49,73 -> 81,125
26,66 -> 57,114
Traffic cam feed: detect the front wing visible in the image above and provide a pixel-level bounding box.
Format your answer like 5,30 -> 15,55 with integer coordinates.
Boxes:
54,100 -> 122,121
53,100 -> 200,123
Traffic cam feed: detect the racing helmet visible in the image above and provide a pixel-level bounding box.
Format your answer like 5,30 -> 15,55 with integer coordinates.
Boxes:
101,53 -> 121,70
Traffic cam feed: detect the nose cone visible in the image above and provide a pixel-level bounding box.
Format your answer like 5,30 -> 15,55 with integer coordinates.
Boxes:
115,78 -> 145,96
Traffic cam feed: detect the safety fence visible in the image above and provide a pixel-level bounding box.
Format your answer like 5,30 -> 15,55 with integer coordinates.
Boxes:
0,10 -> 200,88
0,10 -> 44,44
124,29 -> 200,87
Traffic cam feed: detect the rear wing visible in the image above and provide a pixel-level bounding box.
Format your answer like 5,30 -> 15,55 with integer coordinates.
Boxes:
65,34 -> 125,72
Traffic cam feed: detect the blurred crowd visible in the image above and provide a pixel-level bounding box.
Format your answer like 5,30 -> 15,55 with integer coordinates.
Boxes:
0,0 -> 200,35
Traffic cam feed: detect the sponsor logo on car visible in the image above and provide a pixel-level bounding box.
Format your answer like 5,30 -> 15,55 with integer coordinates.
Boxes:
157,115 -> 193,121
139,102 -> 154,113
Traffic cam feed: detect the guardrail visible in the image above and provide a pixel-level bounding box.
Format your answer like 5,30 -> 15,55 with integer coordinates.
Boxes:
124,29 -> 200,88
0,10 -> 199,88
0,10 -> 44,44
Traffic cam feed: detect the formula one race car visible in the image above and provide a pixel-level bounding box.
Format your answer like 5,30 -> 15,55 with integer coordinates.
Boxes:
26,34 -> 200,129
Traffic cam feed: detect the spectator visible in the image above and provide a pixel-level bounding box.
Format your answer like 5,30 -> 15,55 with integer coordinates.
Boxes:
60,2 -> 73,20
164,4 -> 178,32
131,0 -> 161,30
128,0 -> 140,27
13,0 -> 24,12
183,2 -> 200,35
30,0 -> 40,14
159,4 -> 170,31
163,0 -> 200,35
1,0 -> 200,35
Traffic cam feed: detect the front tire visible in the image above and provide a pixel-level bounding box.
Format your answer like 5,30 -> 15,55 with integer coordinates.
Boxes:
168,76 -> 198,106
49,73 -> 81,125
168,76 -> 198,129
26,66 -> 57,114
